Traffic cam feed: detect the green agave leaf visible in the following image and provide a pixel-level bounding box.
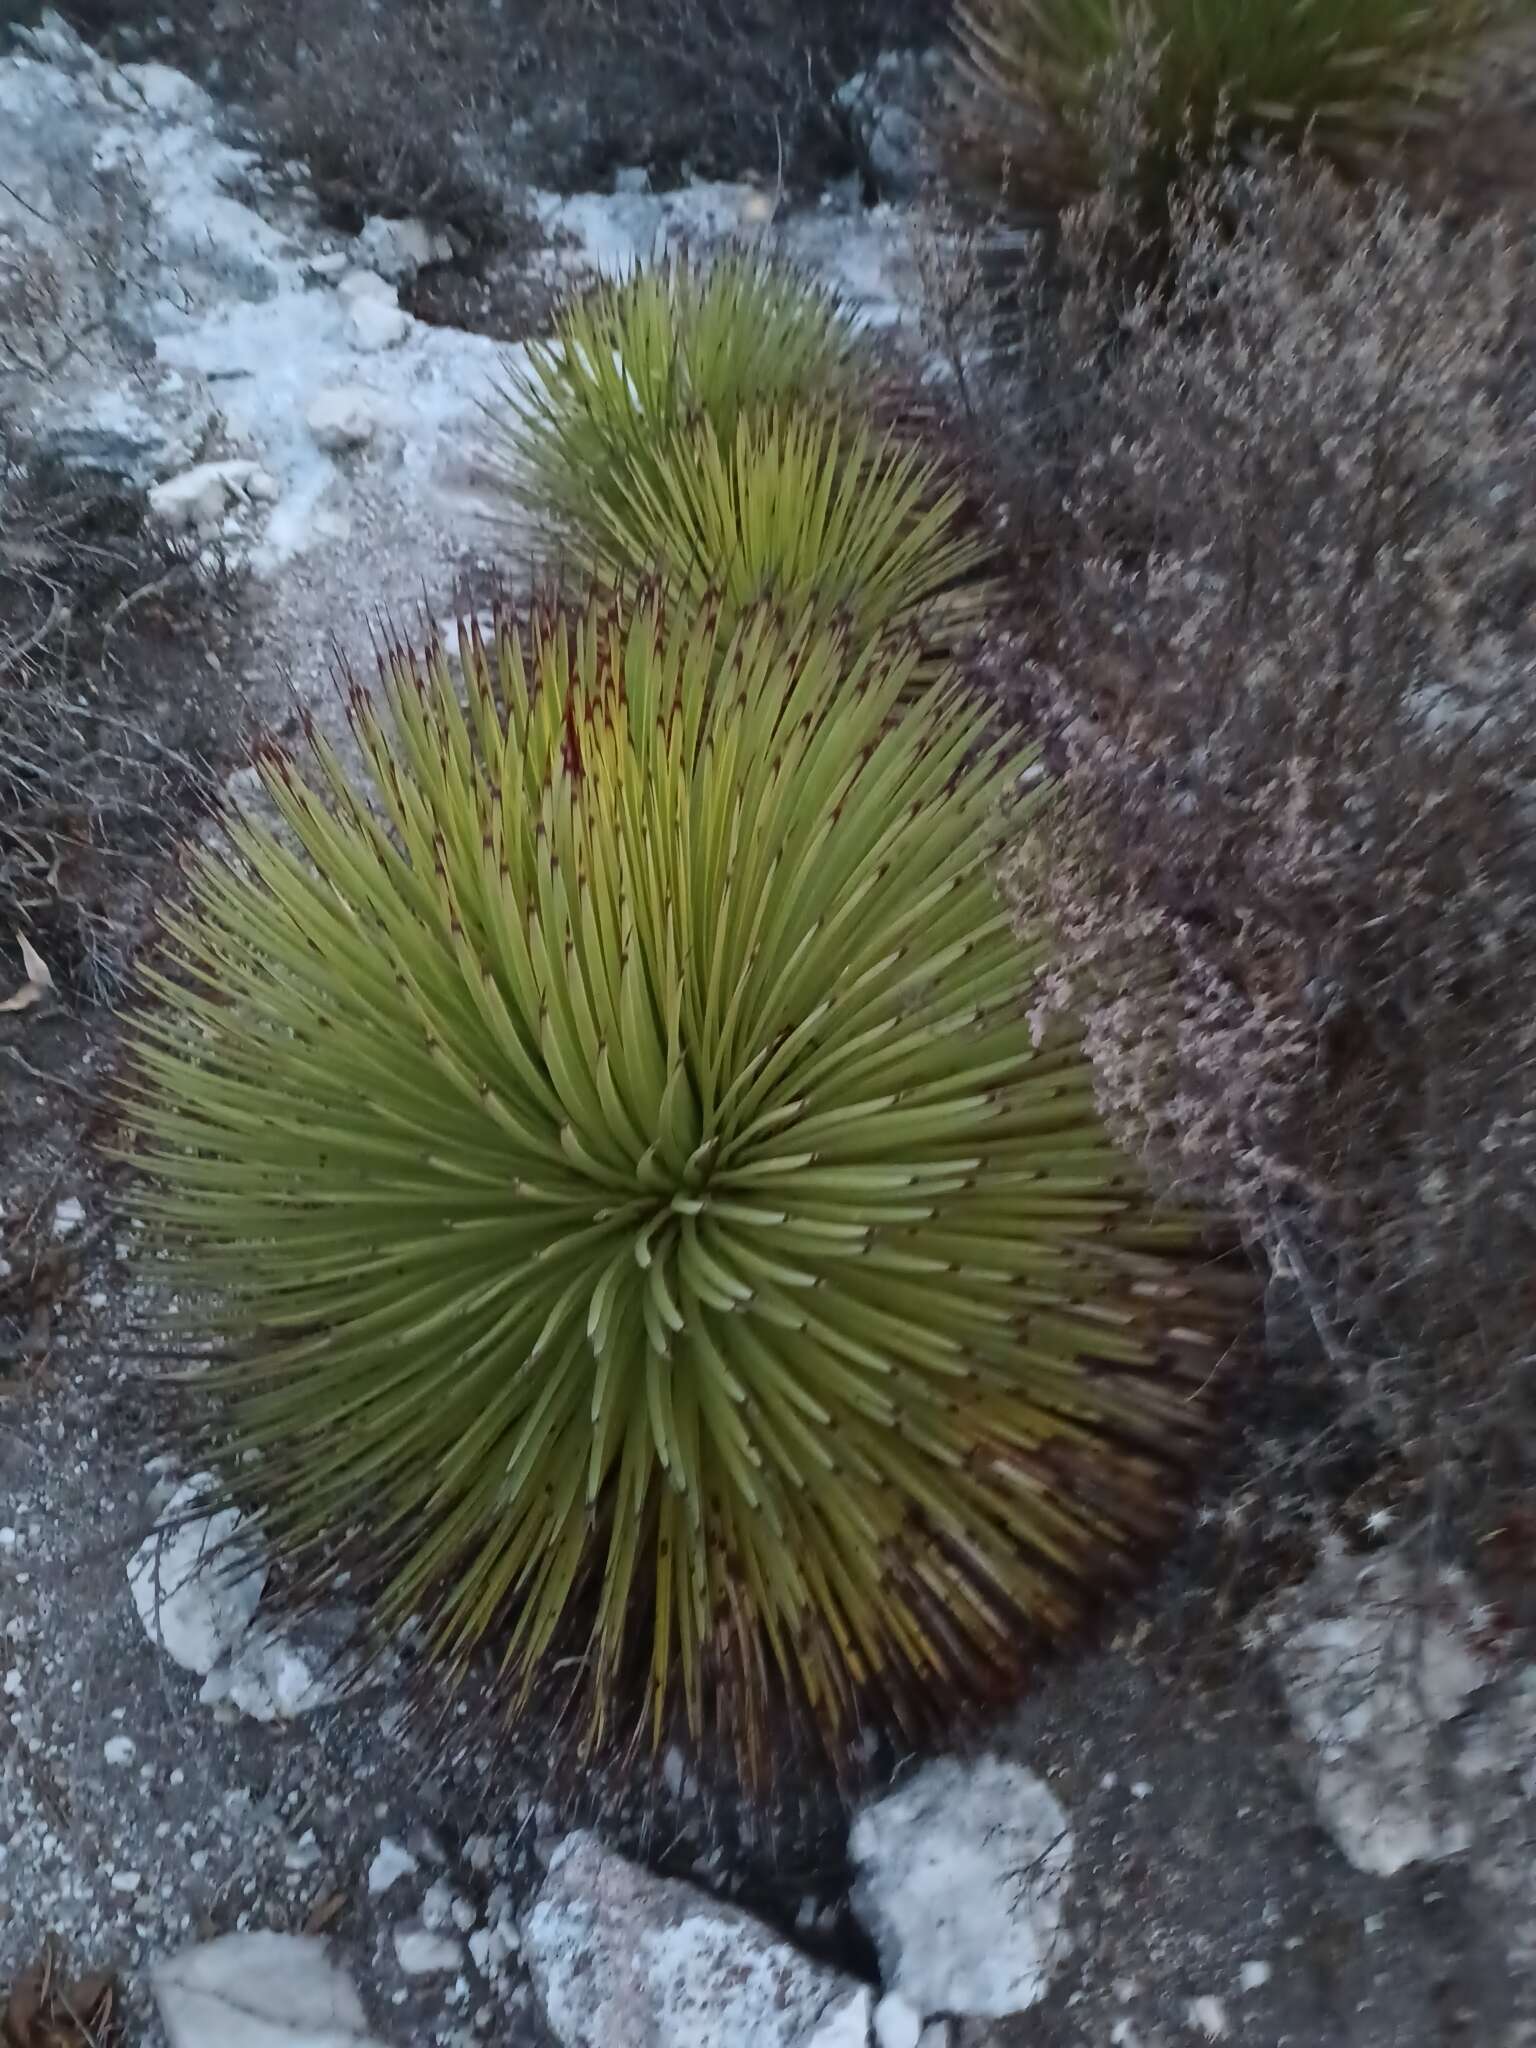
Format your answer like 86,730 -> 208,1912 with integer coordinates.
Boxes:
593,408 -> 998,671
123,588 -> 1226,1782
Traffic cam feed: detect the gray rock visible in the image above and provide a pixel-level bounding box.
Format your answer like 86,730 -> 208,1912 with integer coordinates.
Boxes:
1269,1549 -> 1491,1877
835,51 -> 943,197
126,1478 -> 267,1675
421,1880 -> 463,1932
393,1925 -> 465,1977
468,1914 -> 520,1976
110,60 -> 210,120
335,268 -> 398,306
523,1831 -> 866,2048
367,1837 -> 419,1896
810,1991 -> 874,2045
198,1604 -> 382,1722
148,458 -> 275,535
874,1993 -> 923,2048
153,1932 -> 389,2048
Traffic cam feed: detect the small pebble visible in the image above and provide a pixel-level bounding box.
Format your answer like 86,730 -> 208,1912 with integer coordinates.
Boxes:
394,1926 -> 464,1977
368,1837 -> 419,1895
421,1880 -> 459,1931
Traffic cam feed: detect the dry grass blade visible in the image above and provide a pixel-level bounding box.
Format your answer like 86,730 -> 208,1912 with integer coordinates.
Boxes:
0,933 -> 54,1014
2,1943 -> 119,2048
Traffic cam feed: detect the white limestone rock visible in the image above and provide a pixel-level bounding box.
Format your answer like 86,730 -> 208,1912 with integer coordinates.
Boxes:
523,1831 -> 866,2048
127,1479 -> 266,1676
305,384 -> 380,452
346,295 -> 411,353
153,1932 -> 388,2048
850,1755 -> 1074,2020
356,214 -> 453,281
1271,1549 -> 1492,1876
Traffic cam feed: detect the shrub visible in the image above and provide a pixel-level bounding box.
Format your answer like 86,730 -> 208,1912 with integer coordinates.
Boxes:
990,160 -> 1536,1556
106,0 -> 934,239
125,587 -> 1220,1780
554,0 -> 944,190
0,441 -> 235,1004
178,0 -> 939,212
949,0 -> 1511,216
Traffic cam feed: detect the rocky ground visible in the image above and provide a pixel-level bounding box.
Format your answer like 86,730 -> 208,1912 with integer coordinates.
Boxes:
1,13 -> 1534,2048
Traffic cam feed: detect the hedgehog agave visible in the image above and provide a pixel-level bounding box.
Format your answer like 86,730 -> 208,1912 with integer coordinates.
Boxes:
126,586 -> 1218,1783
494,250 -> 993,660
495,247 -> 861,549
951,0 -> 1505,214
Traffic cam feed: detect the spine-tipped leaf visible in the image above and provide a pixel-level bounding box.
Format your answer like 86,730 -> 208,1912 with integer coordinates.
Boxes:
125,592 -> 1220,1783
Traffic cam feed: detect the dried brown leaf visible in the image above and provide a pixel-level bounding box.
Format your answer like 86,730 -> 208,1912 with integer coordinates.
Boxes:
0,934 -> 53,1015
302,1891 -> 346,1935
1,1943 -> 118,2048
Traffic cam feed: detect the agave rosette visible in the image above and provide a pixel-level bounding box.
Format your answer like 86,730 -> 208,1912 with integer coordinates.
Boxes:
953,0 -> 1503,208
496,247 -> 859,549
126,590 -> 1216,1778
575,406 -> 994,665
495,251 -> 993,664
